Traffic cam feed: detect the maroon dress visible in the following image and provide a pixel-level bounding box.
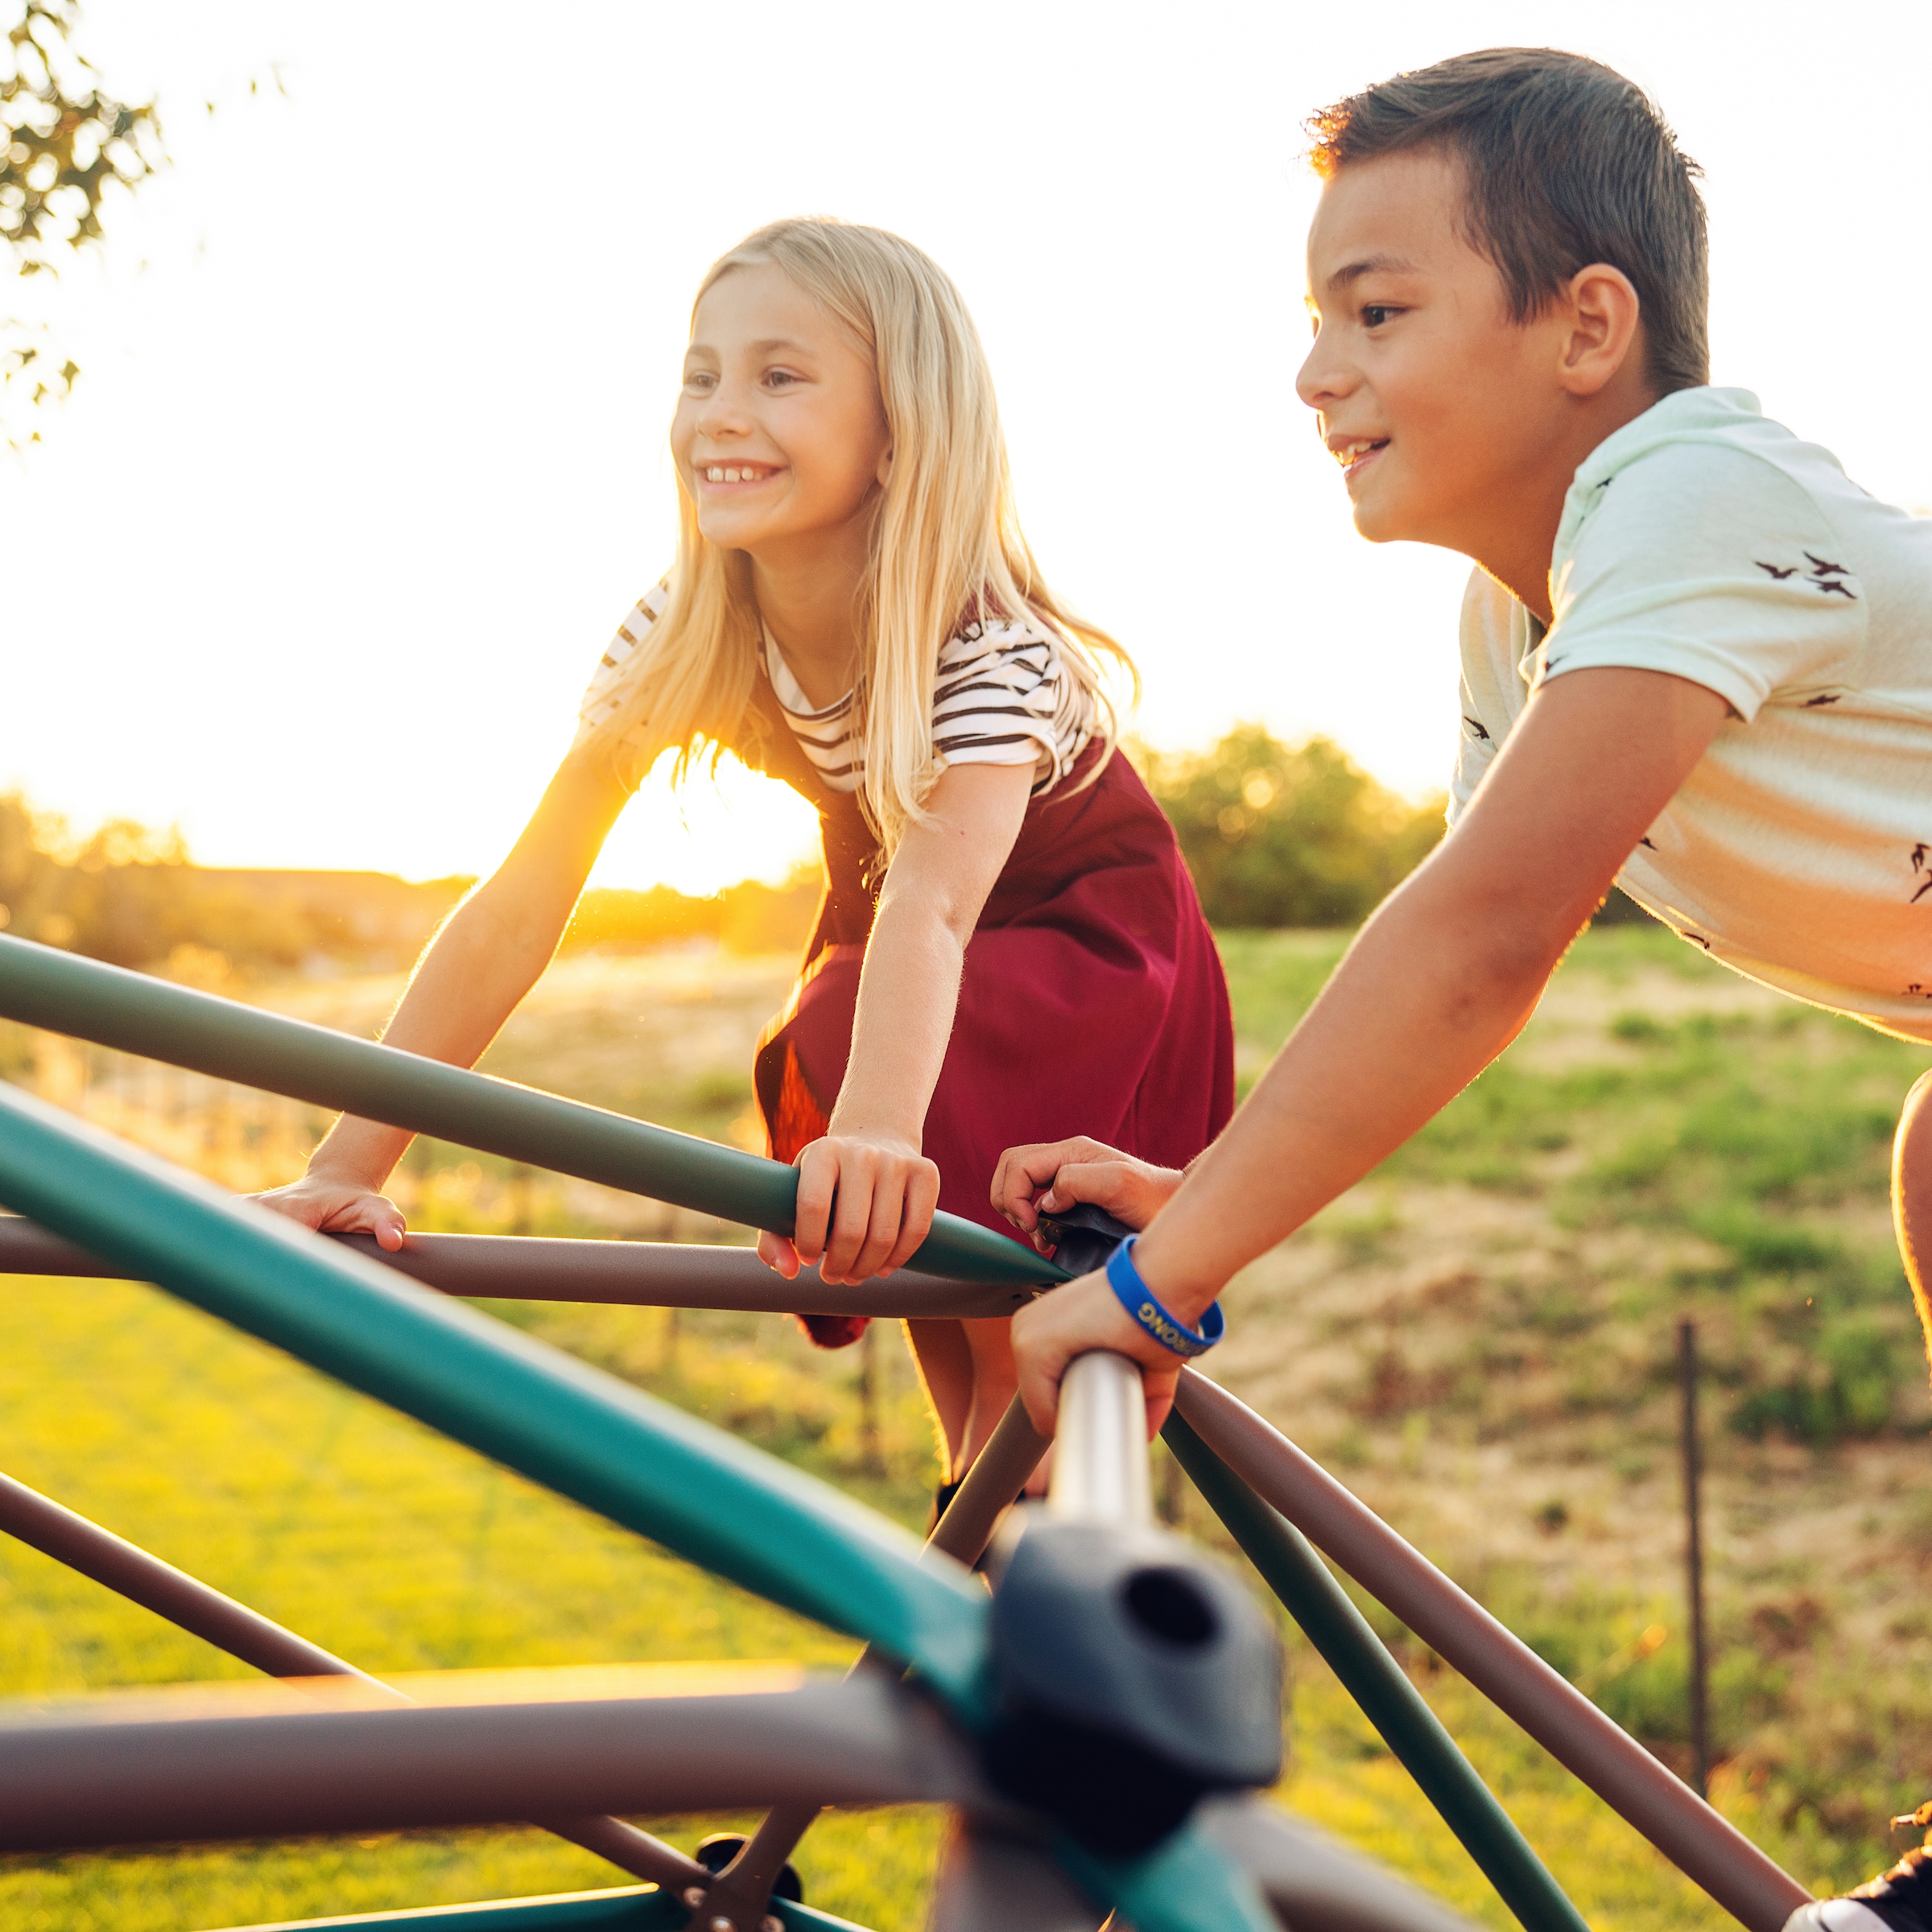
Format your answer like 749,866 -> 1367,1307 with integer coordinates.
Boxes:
729,671 -> 1235,1346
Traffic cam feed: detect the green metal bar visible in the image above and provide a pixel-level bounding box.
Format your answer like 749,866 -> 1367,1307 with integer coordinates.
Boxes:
0,935 -> 1063,1290
0,1080 -> 991,1714
1163,1411 -> 1591,1932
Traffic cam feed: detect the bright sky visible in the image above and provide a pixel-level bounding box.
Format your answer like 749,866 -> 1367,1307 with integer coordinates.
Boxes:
3,1 -> 1926,894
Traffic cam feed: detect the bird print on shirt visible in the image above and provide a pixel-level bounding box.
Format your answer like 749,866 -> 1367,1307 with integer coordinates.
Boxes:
1912,843 -> 1932,905
1753,553 -> 1858,600
1805,552 -> 1857,599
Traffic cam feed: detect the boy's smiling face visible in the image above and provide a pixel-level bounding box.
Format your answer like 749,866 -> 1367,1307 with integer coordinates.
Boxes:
1298,147 -> 1649,605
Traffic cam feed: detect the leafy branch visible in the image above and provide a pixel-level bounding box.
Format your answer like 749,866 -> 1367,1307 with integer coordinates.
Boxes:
3,0 -> 163,435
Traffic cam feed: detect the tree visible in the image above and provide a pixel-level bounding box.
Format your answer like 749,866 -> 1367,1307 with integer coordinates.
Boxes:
1141,723 -> 1446,928
3,0 -> 162,442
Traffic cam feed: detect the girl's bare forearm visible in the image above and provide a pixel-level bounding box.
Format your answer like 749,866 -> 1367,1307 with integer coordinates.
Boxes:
824,761 -> 1028,1150
308,892 -> 567,1186
829,900 -> 964,1146
1131,865 -> 1563,1317
305,753 -> 630,1189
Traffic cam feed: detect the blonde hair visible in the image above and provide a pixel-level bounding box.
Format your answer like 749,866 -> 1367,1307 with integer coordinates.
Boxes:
582,217 -> 1133,857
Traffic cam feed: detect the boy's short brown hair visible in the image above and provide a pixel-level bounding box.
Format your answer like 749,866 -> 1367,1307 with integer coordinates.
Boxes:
1308,48 -> 1709,395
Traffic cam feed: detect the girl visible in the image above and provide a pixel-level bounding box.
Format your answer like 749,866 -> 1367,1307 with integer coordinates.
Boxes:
262,217 -> 1233,1500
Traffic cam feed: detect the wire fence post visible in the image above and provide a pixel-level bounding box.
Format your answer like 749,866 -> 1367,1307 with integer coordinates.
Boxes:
1678,1317 -> 1711,1799
1158,1440 -> 1186,1528
859,1317 -> 881,1471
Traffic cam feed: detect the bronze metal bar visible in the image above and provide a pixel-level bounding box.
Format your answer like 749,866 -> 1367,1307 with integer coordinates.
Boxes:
0,1471 -> 706,1889
0,1216 -> 1034,1319
1172,1371 -> 1808,1932
0,1672 -> 977,1853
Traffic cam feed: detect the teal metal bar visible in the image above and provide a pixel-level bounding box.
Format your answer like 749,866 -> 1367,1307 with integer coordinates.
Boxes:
774,1905 -> 872,1932
233,1888 -> 873,1930
1059,1818 -> 1277,1932
0,1094 -> 1253,1932
0,935 -> 1063,1290
0,1080 -> 990,1712
232,1889 -> 687,1930
1163,1412 -> 1591,1932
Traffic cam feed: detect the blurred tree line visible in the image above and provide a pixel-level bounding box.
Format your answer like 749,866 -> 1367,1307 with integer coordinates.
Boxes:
1139,724 -> 1447,927
0,793 -> 444,974
2,728 -> 1466,985
0,792 -> 823,980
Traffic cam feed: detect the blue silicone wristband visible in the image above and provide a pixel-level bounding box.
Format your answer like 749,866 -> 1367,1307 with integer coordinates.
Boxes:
1105,1236 -> 1224,1359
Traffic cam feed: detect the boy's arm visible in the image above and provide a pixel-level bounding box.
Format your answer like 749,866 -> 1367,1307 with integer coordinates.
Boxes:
1008,664 -> 1731,1435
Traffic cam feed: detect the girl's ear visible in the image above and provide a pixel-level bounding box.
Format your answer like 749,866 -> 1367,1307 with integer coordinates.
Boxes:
877,445 -> 894,487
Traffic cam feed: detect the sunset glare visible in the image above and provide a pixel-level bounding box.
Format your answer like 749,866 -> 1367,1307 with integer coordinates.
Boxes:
4,0 -> 1929,894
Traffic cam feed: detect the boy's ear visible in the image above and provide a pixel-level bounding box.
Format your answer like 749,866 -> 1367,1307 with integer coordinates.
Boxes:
1554,263 -> 1645,400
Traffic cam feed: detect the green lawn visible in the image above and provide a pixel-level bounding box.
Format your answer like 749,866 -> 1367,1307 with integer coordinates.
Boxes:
0,1266 -> 1764,1932
0,1270 -> 945,1930
2,922 -> 1930,1928
1211,923 -> 1932,1907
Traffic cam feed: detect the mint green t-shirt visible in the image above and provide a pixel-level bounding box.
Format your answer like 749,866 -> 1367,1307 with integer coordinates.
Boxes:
1451,386 -> 1932,1041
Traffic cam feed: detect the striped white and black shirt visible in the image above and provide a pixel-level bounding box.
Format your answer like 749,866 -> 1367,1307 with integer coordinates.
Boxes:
576,586 -> 1096,797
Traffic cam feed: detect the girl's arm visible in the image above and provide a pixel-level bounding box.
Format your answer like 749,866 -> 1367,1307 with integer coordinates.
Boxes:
258,752 -> 632,1248
1005,665 -> 1732,1435
761,759 -> 1033,1286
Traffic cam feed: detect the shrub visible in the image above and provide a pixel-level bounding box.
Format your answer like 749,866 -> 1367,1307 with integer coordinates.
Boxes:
1138,725 -> 1443,927
1731,1319 -> 1907,1443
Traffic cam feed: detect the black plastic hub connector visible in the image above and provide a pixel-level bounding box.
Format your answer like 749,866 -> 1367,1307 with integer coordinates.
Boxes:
982,1518 -> 1283,1856
694,1832 -> 804,1902
1033,1202 -> 1137,1278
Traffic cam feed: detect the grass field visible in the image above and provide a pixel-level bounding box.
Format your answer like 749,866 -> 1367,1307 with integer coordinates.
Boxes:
2,923 -> 1930,1929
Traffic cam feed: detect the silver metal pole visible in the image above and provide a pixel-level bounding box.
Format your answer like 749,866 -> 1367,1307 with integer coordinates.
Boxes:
1048,1352 -> 1150,1525
703,1394 -> 1055,1930
1195,1797 -> 1482,1932
927,1819 -> 1108,1932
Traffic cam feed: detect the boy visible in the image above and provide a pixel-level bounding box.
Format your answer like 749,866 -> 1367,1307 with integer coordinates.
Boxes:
997,48 -> 1932,1932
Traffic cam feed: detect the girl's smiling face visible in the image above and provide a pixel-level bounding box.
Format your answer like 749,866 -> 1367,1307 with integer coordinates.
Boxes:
672,261 -> 892,564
